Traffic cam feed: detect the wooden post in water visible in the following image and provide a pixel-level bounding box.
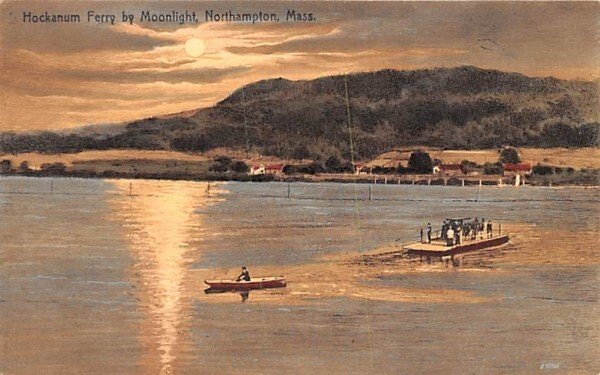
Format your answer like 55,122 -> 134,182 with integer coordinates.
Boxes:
50,179 -> 53,195
461,179 -> 465,187
368,185 -> 373,201
287,183 -> 291,199
129,181 -> 133,197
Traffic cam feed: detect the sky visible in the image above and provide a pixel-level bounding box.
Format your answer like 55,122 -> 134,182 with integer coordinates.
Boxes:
1,1 -> 598,132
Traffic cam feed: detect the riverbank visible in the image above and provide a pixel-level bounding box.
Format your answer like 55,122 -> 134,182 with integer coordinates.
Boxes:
1,147 -> 598,186
2,168 -> 599,187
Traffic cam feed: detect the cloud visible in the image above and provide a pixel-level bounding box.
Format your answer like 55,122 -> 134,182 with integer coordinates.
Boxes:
51,62 -> 250,85
1,1 -> 598,131
1,48 -> 250,89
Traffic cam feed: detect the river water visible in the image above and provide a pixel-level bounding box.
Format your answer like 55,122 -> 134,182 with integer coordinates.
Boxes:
0,177 -> 598,374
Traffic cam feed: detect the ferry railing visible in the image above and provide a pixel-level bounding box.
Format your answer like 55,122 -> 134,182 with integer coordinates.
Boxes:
418,222 -> 503,244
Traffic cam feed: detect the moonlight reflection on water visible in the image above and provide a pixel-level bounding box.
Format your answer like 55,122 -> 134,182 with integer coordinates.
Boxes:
109,180 -> 214,374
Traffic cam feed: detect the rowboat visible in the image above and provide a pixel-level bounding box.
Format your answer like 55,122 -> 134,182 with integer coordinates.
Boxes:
204,276 -> 286,291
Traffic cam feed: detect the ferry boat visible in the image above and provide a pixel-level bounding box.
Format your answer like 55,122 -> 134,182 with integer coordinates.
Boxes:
403,218 -> 509,257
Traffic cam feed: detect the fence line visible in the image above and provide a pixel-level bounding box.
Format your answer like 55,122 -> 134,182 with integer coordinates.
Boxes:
0,178 -> 595,203
0,190 -> 591,204
227,191 -> 592,203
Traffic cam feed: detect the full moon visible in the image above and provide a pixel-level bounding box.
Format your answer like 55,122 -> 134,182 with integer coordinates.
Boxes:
184,38 -> 206,57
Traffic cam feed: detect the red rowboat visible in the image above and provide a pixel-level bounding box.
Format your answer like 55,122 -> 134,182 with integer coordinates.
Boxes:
204,276 -> 286,291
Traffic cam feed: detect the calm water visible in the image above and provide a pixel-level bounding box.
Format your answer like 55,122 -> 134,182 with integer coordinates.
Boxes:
0,177 -> 598,374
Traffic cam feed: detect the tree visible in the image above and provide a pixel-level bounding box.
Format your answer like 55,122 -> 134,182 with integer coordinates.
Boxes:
533,164 -> 554,175
324,155 -> 342,173
18,161 -> 30,173
372,166 -> 396,174
460,160 -> 479,174
209,163 -> 228,173
302,161 -> 325,174
483,162 -> 503,175
408,151 -> 433,174
397,165 -> 410,175
40,162 -> 66,174
283,164 -> 300,175
214,156 -> 232,166
230,160 -> 249,173
341,161 -> 354,173
499,147 -> 521,164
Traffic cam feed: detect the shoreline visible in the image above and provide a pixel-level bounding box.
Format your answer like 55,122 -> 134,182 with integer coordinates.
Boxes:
1,170 -> 598,187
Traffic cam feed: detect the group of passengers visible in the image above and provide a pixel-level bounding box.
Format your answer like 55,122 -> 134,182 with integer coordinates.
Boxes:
426,218 -> 494,246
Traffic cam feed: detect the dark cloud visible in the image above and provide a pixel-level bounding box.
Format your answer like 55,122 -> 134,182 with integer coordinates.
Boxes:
226,0 -> 598,71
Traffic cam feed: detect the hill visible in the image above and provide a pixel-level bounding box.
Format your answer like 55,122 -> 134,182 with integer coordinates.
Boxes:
1,66 -> 598,160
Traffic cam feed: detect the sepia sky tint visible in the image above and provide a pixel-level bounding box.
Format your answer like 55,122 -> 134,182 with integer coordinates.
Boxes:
1,1 -> 598,131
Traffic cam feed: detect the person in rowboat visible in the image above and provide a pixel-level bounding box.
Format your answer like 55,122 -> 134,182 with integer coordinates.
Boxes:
236,266 -> 251,282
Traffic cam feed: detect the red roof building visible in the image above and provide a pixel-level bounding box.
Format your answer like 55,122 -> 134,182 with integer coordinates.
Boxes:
503,163 -> 532,175
265,164 -> 284,174
250,163 -> 284,175
250,164 -> 265,175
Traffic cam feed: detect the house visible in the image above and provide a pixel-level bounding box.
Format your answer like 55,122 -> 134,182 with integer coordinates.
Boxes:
265,163 -> 284,175
250,163 -> 284,176
434,164 -> 463,176
353,162 -> 370,175
503,163 -> 532,176
250,164 -> 266,175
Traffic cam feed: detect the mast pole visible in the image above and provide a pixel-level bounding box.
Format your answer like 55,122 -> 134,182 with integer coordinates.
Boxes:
241,87 -> 250,158
344,75 -> 356,170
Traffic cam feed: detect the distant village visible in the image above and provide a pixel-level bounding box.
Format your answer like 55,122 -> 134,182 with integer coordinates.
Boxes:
244,147 -> 535,186
0,146 -> 596,186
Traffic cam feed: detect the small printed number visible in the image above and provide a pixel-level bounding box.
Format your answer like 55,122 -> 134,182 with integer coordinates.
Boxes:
540,362 -> 560,370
